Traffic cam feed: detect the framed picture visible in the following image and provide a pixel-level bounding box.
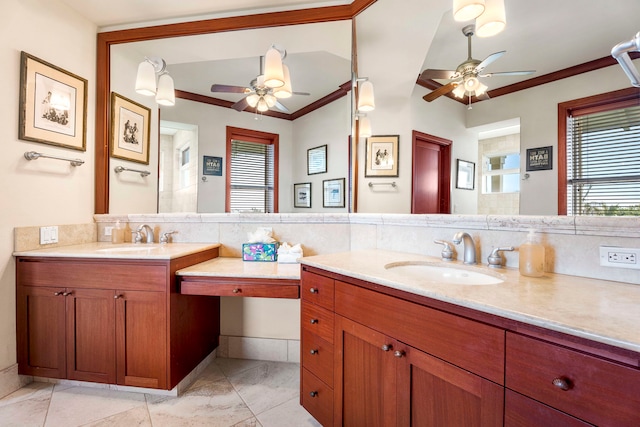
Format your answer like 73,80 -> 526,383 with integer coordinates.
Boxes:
456,159 -> 475,190
323,178 -> 345,208
203,155 -> 223,176
365,135 -> 399,177
18,51 -> 88,151
110,92 -> 151,164
526,146 -> 553,171
294,182 -> 312,208
307,145 -> 327,175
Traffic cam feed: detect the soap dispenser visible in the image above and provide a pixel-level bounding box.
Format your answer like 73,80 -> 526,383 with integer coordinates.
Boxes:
111,220 -> 125,244
519,230 -> 545,277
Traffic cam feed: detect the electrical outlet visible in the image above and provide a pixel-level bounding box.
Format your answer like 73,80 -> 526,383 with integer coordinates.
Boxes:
39,226 -> 59,245
599,246 -> 640,270
104,226 -> 113,236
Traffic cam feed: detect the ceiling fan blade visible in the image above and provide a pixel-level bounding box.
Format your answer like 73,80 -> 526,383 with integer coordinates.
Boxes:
422,81 -> 458,102
482,70 -> 536,77
474,51 -> 506,73
231,97 -> 249,112
274,101 -> 290,113
419,69 -> 458,80
292,91 -> 310,96
211,84 -> 250,93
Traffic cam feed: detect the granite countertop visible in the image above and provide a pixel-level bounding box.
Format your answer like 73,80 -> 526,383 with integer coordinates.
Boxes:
299,249 -> 640,353
13,242 -> 220,260
177,257 -> 301,280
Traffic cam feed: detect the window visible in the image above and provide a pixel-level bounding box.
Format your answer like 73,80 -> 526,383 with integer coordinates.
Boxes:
559,88 -> 640,216
226,127 -> 279,213
179,145 -> 190,189
482,153 -> 520,194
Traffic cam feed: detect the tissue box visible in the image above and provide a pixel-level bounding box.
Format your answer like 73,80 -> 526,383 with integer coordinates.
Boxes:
242,243 -> 279,262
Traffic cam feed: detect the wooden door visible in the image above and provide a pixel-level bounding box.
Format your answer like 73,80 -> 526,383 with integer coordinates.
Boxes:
396,342 -> 504,427
16,286 -> 66,378
116,290 -> 167,389
334,315 -> 396,427
66,288 -> 116,383
411,130 -> 451,213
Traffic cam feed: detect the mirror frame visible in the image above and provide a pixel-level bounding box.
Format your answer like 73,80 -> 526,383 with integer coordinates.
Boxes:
95,0 -> 377,214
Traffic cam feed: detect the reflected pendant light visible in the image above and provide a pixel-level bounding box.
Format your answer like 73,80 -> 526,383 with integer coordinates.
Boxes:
476,0 -> 506,37
135,60 -> 157,96
155,73 -> 175,106
357,80 -> 375,112
453,0 -> 485,22
359,115 -> 372,138
274,64 -> 292,98
264,47 -> 285,88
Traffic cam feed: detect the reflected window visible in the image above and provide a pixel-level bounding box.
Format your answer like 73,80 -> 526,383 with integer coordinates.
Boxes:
180,145 -> 191,189
229,140 -> 275,213
482,153 -> 520,194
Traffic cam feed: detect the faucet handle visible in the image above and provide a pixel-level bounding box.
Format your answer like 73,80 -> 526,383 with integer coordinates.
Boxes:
133,231 -> 143,244
434,240 -> 454,261
487,246 -> 515,268
160,230 -> 177,244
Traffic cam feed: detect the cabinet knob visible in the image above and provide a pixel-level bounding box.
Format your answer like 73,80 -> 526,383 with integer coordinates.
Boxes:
394,350 -> 405,358
310,319 -> 318,324
62,291 -> 72,297
552,377 -> 572,391
309,287 -> 318,294
232,288 -> 241,294
310,349 -> 318,355
114,294 -> 123,299
381,344 -> 392,351
54,291 -> 64,296
309,391 -> 318,398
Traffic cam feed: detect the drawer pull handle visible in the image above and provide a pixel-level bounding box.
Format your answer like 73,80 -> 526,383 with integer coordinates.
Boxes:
309,391 -> 318,398
309,287 -> 318,294
232,288 -> 241,294
381,344 -> 392,351
552,377 -> 572,391
62,292 -> 72,297
310,319 -> 318,324
310,349 -> 318,355
54,291 -> 64,296
394,350 -> 405,358
114,294 -> 123,299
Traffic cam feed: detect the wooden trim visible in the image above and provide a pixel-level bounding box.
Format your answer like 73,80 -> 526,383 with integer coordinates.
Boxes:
290,81 -> 352,120
557,87 -> 640,215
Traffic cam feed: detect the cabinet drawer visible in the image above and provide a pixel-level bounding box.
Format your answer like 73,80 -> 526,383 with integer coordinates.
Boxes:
302,328 -> 334,387
17,258 -> 167,292
180,281 -> 299,298
506,333 -> 640,427
335,280 -> 504,384
505,390 -> 593,427
301,301 -> 334,344
301,368 -> 333,427
301,270 -> 334,310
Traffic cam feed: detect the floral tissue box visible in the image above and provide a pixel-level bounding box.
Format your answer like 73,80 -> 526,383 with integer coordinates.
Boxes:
242,243 -> 279,262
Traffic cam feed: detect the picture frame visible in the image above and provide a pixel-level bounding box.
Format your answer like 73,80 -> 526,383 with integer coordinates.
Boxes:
110,92 -> 151,164
365,135 -> 399,177
294,182 -> 312,208
203,155 -> 223,176
307,144 -> 327,175
323,178 -> 345,208
456,159 -> 475,190
526,146 -> 553,171
18,51 -> 88,151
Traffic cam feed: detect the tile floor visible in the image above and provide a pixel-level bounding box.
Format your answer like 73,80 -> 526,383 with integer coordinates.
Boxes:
0,358 -> 321,427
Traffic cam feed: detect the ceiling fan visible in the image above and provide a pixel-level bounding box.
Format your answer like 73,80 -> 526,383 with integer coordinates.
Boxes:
210,54 -> 309,113
420,24 -> 535,104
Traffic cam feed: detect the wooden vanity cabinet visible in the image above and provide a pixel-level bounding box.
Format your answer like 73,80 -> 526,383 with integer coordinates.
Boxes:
16,248 -> 218,390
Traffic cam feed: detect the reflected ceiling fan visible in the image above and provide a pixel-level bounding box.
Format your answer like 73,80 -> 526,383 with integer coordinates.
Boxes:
210,53 -> 309,113
420,24 -> 535,104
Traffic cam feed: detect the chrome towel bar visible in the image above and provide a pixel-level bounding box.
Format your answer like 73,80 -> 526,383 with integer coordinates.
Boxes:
114,166 -> 150,177
368,181 -> 396,187
24,151 -> 84,167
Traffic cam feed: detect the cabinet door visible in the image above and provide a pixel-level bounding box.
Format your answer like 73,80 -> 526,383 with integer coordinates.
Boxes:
66,288 -> 116,383
335,315 -> 397,427
115,290 -> 167,389
16,286 -> 66,378
396,343 -> 504,427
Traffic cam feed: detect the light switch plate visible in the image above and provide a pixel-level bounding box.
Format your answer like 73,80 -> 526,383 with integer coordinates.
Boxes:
39,226 -> 59,245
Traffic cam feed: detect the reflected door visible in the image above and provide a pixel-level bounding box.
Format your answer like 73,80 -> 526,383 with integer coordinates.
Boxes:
411,131 -> 451,214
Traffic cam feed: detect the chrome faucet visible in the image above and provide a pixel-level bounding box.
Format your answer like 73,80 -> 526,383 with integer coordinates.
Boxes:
135,224 -> 155,243
452,232 -> 476,265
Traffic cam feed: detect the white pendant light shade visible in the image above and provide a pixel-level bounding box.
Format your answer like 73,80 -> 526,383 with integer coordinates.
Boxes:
274,65 -> 292,98
475,82 -> 488,97
464,76 -> 481,92
257,98 -> 269,112
452,83 -> 466,99
135,60 -> 157,96
246,93 -> 260,108
357,80 -> 375,112
155,73 -> 175,106
453,0 -> 485,22
264,47 -> 285,88
476,0 -> 506,37
359,116 -> 372,138
264,94 -> 277,107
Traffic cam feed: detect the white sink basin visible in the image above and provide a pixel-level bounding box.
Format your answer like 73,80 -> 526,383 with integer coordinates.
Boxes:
384,261 -> 504,285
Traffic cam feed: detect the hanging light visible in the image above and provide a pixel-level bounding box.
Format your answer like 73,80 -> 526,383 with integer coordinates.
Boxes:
452,83 -> 466,99
246,93 -> 260,108
264,46 -> 285,88
155,72 -> 175,106
475,82 -> 488,97
257,98 -> 269,112
359,115 -> 372,138
464,75 -> 481,92
135,59 -> 158,96
453,0 -> 485,22
274,64 -> 292,99
357,80 -> 375,112
476,0 -> 506,37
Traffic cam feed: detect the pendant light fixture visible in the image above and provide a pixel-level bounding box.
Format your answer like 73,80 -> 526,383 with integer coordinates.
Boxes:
135,57 -> 175,106
357,79 -> 375,112
453,0 -> 485,22
358,115 -> 372,138
274,64 -> 292,99
263,46 -> 285,88
476,0 -> 506,37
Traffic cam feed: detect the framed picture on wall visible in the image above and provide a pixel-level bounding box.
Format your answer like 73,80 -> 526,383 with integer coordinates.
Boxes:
18,51 -> 88,151
323,178 -> 345,208
294,182 -> 312,208
203,155 -> 223,176
365,135 -> 399,177
455,159 -> 475,190
307,145 -> 327,175
110,92 -> 151,164
526,146 -> 553,171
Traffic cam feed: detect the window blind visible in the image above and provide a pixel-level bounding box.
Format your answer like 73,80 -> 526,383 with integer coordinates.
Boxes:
229,140 -> 274,213
567,105 -> 640,215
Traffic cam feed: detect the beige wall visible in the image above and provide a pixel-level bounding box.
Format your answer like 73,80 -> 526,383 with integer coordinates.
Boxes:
0,0 -> 96,373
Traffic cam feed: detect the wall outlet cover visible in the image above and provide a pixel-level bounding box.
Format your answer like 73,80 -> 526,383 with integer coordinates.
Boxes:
599,245 -> 640,270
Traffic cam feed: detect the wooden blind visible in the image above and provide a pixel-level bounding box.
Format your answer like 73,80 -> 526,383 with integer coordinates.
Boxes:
229,140 -> 274,213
